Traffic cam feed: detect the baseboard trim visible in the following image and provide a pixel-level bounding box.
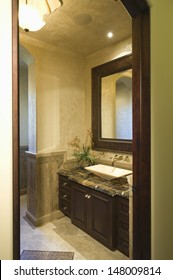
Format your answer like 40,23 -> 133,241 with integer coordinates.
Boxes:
26,210 -> 64,227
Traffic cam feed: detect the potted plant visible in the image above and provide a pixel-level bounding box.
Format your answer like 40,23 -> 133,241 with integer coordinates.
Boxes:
68,129 -> 97,168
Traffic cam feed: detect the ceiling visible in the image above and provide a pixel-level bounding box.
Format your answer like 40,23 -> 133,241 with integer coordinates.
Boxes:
19,0 -> 132,57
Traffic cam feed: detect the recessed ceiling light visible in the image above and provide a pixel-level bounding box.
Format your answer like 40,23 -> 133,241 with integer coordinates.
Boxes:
107,32 -> 113,38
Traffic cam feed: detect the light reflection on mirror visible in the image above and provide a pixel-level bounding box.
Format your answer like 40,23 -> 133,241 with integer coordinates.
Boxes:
101,69 -> 132,139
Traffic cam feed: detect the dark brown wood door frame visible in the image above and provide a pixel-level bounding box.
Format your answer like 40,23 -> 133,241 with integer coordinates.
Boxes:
12,0 -> 20,260
132,8 -> 151,260
122,0 -> 151,259
12,0 -> 151,259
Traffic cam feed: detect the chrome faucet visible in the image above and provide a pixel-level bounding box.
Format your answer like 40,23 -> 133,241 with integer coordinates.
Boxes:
112,154 -> 124,166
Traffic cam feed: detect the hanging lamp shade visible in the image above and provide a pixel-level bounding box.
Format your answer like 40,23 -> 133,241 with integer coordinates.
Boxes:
19,0 -> 63,32
45,0 -> 63,13
19,4 -> 45,32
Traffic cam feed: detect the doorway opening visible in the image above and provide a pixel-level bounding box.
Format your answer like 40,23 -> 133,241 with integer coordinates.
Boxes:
13,0 -> 151,260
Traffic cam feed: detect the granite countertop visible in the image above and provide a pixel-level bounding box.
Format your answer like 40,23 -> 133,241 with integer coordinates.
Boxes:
58,167 -> 130,198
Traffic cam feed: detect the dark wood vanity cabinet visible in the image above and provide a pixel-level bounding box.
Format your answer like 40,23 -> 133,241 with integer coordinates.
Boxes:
71,181 -> 116,250
58,174 -> 129,256
59,175 -> 71,218
116,196 -> 129,256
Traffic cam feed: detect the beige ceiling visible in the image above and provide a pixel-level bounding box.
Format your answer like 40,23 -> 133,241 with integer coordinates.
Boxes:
19,0 -> 132,57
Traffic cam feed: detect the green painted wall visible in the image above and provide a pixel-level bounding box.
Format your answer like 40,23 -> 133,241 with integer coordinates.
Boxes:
151,0 -> 173,259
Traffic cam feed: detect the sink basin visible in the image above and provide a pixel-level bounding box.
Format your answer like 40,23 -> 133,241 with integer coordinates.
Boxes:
85,164 -> 132,180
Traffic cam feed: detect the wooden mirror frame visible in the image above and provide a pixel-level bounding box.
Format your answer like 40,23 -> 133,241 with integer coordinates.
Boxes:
12,0 -> 150,260
92,54 -> 132,152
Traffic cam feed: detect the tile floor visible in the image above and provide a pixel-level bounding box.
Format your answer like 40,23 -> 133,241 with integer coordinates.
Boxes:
20,194 -> 128,260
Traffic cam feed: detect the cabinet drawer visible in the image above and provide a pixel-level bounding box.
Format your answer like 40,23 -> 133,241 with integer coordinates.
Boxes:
59,175 -> 71,217
119,197 -> 129,215
117,235 -> 129,256
59,201 -> 71,217
118,227 -> 129,239
59,189 -> 71,201
119,212 -> 129,224
59,176 -> 71,190
116,196 -> 129,256
119,219 -> 129,232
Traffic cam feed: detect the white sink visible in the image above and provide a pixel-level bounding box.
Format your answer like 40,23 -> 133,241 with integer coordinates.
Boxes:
85,164 -> 132,180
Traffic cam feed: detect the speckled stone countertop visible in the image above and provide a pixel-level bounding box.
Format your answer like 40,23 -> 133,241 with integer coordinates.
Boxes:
58,167 -> 129,198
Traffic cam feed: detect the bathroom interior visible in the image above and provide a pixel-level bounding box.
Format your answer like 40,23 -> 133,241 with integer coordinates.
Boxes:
19,0 -> 133,260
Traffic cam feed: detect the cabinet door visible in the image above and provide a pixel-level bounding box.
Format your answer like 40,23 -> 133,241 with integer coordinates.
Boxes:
90,190 -> 114,250
71,183 -> 88,232
71,181 -> 116,251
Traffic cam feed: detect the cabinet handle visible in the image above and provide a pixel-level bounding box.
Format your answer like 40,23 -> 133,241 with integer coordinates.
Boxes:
85,194 -> 91,199
63,182 -> 67,186
63,194 -> 67,198
63,206 -> 67,210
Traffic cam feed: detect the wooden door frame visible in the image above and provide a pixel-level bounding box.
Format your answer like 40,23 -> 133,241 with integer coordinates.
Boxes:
12,0 -> 151,259
12,0 -> 20,260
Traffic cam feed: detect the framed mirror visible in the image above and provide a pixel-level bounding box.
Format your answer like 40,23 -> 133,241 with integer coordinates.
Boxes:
92,54 -> 132,152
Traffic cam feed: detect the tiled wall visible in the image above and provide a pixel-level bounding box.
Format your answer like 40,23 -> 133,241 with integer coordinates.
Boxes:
25,151 -> 65,226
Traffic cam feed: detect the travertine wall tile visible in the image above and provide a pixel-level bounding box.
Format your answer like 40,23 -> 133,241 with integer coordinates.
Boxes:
26,151 -> 64,225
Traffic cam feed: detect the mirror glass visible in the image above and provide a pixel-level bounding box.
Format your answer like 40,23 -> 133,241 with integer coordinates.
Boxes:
92,54 -> 132,152
101,69 -> 132,139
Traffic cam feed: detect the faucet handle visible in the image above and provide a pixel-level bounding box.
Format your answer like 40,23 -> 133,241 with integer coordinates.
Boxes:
118,155 -> 124,160
124,155 -> 130,162
112,154 -> 123,166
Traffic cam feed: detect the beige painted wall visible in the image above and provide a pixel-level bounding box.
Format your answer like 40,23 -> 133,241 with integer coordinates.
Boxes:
20,64 -> 28,146
0,0 -> 13,260
20,45 -> 36,152
150,0 -> 173,259
20,35 -> 131,157
20,35 -> 86,155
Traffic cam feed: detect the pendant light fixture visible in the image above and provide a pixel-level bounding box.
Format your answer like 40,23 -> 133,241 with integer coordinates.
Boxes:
19,0 -> 63,32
